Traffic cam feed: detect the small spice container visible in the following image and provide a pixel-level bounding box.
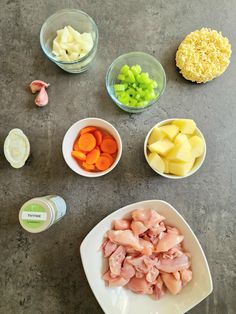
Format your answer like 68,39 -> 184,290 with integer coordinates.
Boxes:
19,195 -> 67,233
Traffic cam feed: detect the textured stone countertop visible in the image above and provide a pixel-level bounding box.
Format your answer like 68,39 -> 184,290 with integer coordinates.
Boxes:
0,0 -> 235,313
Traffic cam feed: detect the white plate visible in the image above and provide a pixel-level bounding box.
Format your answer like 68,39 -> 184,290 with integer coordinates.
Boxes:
80,200 -> 213,314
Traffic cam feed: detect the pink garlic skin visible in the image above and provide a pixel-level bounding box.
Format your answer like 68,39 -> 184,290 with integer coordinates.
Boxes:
35,87 -> 48,107
30,80 -> 50,93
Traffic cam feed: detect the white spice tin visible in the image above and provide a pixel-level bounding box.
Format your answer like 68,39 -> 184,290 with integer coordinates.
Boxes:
19,195 -> 67,233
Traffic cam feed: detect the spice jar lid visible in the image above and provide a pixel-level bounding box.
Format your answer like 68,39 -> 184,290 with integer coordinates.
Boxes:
19,198 -> 54,233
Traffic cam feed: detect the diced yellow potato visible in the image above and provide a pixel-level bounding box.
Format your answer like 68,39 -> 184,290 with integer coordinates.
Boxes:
166,142 -> 192,162
174,133 -> 189,145
148,152 -> 165,173
148,127 -> 166,145
163,158 -> 170,173
169,157 -> 195,176
148,139 -> 174,156
158,125 -> 179,140
189,135 -> 204,158
172,119 -> 196,134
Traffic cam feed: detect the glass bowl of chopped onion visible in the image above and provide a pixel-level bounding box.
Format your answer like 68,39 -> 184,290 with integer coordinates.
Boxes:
40,9 -> 99,73
106,52 -> 166,113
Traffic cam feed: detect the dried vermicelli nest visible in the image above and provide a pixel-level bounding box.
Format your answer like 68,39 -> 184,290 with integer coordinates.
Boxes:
176,28 -> 232,83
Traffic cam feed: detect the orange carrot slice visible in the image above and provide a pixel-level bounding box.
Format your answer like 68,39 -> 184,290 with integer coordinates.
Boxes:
73,139 -> 80,151
95,155 -> 112,171
111,152 -> 117,159
93,130 -> 103,146
100,138 -> 118,154
78,133 -> 96,152
86,147 -> 100,165
80,126 -> 97,135
101,153 -> 114,165
82,162 -> 95,171
71,150 -> 86,161
102,135 -> 113,140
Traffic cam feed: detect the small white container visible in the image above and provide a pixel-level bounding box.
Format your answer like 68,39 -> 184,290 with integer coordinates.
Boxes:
4,128 -> 30,168
19,195 -> 66,233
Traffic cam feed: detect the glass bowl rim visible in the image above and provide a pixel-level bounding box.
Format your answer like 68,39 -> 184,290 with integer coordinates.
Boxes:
40,8 -> 99,65
105,51 -> 166,111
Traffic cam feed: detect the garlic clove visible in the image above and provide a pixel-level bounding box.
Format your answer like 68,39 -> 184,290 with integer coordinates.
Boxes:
30,80 -> 50,93
35,87 -> 49,107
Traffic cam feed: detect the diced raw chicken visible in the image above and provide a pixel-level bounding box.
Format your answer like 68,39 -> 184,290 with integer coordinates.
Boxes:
102,208 -> 192,301
162,245 -> 183,259
157,254 -> 190,273
125,247 -> 139,255
173,271 -> 180,281
128,255 -> 156,273
158,231 -> 165,240
132,208 -> 165,228
148,221 -> 166,238
153,276 -> 165,300
107,230 -> 143,251
103,240 -> 118,257
161,272 -> 182,295
103,271 -> 129,287
109,245 -> 126,277
126,277 -> 153,295
139,238 -> 154,256
121,257 -> 135,280
114,219 -> 131,230
146,267 -> 159,283
180,269 -> 192,285
135,271 -> 144,278
166,226 -> 180,234
131,221 -> 148,235
155,232 -> 184,252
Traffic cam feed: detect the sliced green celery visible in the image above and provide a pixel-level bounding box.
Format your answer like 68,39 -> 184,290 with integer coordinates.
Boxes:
127,88 -> 136,96
129,98 -> 137,106
126,70 -> 135,83
114,84 -> 126,91
114,63 -> 159,108
131,64 -> 142,75
118,94 -> 129,105
117,74 -> 126,81
151,80 -> 158,88
120,64 -> 129,74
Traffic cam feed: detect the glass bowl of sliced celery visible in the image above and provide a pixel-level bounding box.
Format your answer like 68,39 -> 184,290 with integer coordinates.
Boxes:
106,52 -> 166,113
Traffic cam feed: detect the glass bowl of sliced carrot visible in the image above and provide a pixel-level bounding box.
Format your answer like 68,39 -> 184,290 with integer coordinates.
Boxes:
62,118 -> 122,177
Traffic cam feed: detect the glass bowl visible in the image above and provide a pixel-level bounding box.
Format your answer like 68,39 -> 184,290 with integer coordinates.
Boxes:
105,52 -> 166,113
40,9 -> 99,73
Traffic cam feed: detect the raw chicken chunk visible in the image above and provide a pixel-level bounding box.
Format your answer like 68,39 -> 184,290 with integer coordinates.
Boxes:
114,219 -> 131,230
109,245 -> 126,277
132,208 -> 165,228
126,277 -> 153,295
161,272 -> 182,295
107,230 -> 143,251
157,254 -> 190,273
155,232 -> 184,252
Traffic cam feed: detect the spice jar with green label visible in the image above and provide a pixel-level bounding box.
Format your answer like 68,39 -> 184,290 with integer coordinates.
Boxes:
19,195 -> 67,233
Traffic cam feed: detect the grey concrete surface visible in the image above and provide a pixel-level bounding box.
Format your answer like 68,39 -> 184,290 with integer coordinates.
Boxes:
0,0 -> 235,313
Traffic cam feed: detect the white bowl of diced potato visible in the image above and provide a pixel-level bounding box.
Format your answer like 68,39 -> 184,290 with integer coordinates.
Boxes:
144,119 -> 206,179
